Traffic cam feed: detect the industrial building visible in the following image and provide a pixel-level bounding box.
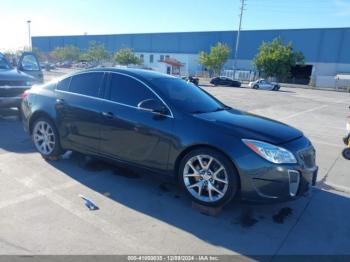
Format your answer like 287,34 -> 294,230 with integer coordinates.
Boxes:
32,27 -> 350,88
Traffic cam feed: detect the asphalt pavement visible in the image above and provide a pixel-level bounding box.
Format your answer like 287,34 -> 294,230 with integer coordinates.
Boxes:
0,80 -> 349,258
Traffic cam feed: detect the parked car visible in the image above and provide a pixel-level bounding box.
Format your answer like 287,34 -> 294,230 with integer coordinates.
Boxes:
210,76 -> 241,87
22,68 -> 318,207
182,76 -> 199,86
0,52 -> 42,109
249,79 -> 280,91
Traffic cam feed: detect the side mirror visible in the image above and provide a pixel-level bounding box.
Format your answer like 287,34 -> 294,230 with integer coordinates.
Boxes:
137,99 -> 169,115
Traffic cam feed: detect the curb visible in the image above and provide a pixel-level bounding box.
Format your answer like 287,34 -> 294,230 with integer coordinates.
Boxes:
322,181 -> 350,195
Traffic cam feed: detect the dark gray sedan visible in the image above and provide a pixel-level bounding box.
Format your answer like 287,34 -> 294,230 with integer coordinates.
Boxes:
22,68 -> 318,207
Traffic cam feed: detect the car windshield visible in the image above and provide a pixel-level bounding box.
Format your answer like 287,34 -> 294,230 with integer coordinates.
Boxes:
0,55 -> 12,70
152,77 -> 228,114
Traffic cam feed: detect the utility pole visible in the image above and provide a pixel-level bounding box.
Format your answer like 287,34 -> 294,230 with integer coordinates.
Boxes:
234,0 -> 246,70
27,20 -> 32,51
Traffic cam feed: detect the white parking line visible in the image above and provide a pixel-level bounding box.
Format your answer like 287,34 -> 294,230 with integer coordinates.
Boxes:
280,105 -> 329,120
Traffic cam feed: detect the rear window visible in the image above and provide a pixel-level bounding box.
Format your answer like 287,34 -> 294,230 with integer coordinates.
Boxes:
69,72 -> 104,97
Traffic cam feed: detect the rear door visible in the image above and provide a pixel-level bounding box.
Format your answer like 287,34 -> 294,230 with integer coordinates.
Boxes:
17,52 -> 43,83
55,72 -> 106,153
99,72 -> 173,172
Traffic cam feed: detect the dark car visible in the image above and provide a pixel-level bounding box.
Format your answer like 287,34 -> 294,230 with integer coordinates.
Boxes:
22,68 -> 318,207
182,76 -> 199,86
210,76 -> 241,87
0,52 -> 43,109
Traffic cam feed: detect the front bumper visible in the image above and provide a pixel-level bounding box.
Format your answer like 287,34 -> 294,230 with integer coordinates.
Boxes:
240,165 -> 318,203
237,137 -> 318,203
0,96 -> 21,108
0,85 -> 30,108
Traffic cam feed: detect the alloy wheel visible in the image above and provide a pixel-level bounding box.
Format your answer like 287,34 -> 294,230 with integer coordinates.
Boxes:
33,121 -> 56,155
183,154 -> 229,203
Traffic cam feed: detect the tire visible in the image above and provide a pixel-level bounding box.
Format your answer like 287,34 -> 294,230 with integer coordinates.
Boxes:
32,117 -> 64,159
253,85 -> 259,89
342,148 -> 350,160
179,148 -> 239,207
273,85 -> 280,91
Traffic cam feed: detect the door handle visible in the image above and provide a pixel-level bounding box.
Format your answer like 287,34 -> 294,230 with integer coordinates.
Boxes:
56,98 -> 66,105
101,112 -> 114,119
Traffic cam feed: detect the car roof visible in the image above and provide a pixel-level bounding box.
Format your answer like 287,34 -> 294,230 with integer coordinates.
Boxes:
82,67 -> 176,81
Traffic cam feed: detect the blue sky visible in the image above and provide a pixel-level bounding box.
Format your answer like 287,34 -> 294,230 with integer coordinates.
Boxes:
1,0 -> 350,51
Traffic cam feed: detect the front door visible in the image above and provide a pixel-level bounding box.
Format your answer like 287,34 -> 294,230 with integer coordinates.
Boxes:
18,52 -> 43,83
99,72 -> 173,172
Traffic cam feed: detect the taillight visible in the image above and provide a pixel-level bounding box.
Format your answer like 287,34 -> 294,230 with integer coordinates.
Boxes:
21,90 -> 30,100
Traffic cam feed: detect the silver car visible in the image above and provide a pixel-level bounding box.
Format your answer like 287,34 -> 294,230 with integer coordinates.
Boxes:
249,79 -> 280,91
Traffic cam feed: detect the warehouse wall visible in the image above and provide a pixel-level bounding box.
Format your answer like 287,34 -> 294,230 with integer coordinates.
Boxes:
32,28 -> 350,64
32,28 -> 350,88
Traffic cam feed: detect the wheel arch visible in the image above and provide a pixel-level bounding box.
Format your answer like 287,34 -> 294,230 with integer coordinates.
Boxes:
29,111 -> 56,135
174,144 -> 241,189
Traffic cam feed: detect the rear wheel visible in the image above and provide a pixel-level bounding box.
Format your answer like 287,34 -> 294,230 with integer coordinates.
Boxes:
32,117 -> 64,159
273,85 -> 280,91
179,148 -> 239,207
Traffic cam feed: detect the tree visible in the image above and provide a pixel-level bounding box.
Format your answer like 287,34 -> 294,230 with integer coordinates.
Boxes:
81,41 -> 109,62
199,42 -> 231,76
113,48 -> 142,65
32,47 -> 47,61
253,37 -> 304,81
50,45 -> 80,61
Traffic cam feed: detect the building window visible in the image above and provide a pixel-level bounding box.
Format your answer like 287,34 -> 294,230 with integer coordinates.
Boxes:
150,54 -> 154,63
160,55 -> 164,62
140,54 -> 144,62
165,55 -> 170,60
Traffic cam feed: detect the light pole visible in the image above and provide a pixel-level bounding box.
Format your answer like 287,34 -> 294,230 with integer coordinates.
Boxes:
233,0 -> 246,70
27,20 -> 31,51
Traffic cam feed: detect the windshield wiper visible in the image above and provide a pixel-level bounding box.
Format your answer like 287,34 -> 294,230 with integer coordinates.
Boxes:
192,106 -> 231,114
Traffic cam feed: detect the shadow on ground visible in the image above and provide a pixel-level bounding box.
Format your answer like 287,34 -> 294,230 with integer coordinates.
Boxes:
0,109 -> 34,154
48,152 -> 350,256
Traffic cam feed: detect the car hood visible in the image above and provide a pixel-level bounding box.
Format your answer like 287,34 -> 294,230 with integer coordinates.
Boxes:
195,109 -> 303,145
0,68 -> 34,81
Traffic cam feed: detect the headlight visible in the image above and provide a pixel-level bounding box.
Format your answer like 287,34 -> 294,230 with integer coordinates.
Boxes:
242,139 -> 297,164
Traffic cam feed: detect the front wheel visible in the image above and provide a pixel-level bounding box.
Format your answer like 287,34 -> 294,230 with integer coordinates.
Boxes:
179,148 -> 239,207
253,84 -> 259,89
342,148 -> 350,160
32,117 -> 64,159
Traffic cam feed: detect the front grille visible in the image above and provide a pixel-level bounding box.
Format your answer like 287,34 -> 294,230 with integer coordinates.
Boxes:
0,80 -> 26,86
0,87 -> 28,97
299,147 -> 316,169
